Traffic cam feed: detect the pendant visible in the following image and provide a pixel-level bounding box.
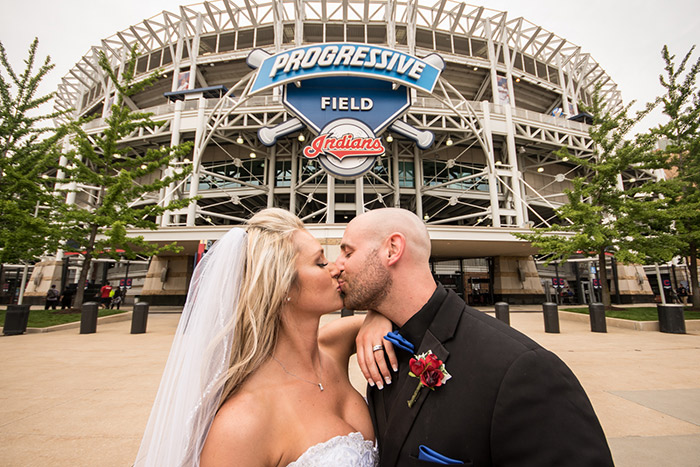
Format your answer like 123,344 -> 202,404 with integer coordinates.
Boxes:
319,383 -> 324,391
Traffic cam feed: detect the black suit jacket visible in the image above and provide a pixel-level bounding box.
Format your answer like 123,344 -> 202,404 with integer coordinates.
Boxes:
369,285 -> 614,466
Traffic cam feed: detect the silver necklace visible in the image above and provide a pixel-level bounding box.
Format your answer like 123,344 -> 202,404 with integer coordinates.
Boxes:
272,355 -> 324,391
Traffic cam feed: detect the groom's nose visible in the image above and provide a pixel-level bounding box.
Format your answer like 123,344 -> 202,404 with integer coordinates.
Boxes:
328,262 -> 340,278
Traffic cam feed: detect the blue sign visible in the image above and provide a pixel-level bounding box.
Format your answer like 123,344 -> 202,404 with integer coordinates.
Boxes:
250,43 -> 444,94
284,77 -> 410,134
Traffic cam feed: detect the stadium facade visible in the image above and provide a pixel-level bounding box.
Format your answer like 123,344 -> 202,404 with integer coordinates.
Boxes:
18,0 -> 668,307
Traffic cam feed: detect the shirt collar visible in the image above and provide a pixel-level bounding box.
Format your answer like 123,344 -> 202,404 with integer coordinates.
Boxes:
398,283 -> 447,348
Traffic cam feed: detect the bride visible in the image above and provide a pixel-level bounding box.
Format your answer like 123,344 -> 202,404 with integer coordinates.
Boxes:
135,208 -> 390,466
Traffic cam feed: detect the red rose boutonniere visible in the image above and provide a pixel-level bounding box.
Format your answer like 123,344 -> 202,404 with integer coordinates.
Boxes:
407,350 -> 451,408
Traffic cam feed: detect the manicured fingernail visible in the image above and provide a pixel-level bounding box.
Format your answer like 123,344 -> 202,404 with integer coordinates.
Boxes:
377,381 -> 384,390
385,377 -> 392,385
392,366 -> 398,372
368,380 -> 375,387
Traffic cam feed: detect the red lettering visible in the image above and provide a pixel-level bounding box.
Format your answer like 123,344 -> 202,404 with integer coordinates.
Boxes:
303,133 -> 385,160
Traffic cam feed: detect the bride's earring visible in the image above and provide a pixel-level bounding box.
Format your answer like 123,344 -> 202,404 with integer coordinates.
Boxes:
285,296 -> 291,303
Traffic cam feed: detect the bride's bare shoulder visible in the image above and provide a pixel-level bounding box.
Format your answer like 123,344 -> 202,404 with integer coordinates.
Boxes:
200,378 -> 279,466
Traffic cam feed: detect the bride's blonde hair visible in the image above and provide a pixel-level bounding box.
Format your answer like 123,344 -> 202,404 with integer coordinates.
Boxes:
220,207 -> 304,403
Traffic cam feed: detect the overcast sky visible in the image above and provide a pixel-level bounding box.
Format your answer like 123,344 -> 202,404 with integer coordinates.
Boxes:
2,0 -> 699,132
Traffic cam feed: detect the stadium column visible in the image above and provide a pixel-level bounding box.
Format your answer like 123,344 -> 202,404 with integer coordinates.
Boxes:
391,140 -> 400,208
484,21 -> 500,113
188,13 -> 204,90
355,177 -> 363,217
500,37 -> 525,227
186,95 -> 207,226
413,146 -> 423,220
268,146 -> 276,208
160,99 -> 184,227
480,102 -> 502,228
504,105 -> 525,227
290,140 -> 298,214
327,176 -> 335,223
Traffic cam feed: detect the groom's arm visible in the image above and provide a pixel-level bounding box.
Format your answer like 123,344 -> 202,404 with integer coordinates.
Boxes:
490,348 -> 614,466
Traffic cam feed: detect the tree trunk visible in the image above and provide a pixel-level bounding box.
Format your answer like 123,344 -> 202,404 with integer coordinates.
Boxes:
72,224 -> 99,309
598,249 -> 612,309
690,242 -> 699,310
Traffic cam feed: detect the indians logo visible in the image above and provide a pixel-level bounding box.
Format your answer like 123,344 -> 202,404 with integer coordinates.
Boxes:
304,119 -> 385,179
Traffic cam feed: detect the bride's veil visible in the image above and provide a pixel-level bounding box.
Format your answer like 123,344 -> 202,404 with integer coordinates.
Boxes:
134,228 -> 247,466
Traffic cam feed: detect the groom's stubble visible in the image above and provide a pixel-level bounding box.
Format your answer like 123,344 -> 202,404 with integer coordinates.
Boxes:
341,248 -> 393,311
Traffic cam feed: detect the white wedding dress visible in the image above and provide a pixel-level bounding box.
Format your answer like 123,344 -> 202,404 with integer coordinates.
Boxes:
287,432 -> 378,467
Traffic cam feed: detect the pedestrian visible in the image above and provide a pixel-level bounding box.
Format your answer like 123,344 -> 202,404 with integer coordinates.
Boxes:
99,282 -> 113,309
110,287 -> 123,310
45,284 -> 60,310
60,284 -> 76,310
678,285 -> 688,305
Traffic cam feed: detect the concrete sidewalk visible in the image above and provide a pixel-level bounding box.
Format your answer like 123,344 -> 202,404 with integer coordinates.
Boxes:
1,306 -> 699,466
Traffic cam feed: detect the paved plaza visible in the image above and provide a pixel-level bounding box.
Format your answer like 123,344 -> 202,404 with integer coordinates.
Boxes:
1,306 -> 699,466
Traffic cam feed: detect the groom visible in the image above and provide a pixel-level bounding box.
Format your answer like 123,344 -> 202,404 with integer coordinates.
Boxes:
335,208 -> 614,466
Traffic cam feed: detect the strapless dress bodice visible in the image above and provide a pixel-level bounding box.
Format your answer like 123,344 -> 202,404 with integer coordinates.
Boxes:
286,432 -> 378,467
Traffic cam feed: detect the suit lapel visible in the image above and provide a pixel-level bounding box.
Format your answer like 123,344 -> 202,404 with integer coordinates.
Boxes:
381,330 -> 449,467
379,289 -> 464,467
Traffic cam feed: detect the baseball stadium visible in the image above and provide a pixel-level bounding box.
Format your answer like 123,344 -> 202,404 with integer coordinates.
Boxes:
18,0 -> 666,306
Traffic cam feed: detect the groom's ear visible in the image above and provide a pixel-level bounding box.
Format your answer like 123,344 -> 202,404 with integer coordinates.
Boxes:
385,232 -> 406,267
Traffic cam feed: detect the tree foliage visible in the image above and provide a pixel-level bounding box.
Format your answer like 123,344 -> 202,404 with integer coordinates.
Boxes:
0,38 -> 66,264
58,47 -> 193,308
515,85 -> 657,308
628,45 -> 700,308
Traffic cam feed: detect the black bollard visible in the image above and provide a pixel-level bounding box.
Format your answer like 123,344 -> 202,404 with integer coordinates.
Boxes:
494,302 -> 510,325
542,302 -> 560,333
657,304 -> 686,334
80,302 -> 99,334
131,301 -> 149,334
3,304 -> 31,336
588,303 -> 607,333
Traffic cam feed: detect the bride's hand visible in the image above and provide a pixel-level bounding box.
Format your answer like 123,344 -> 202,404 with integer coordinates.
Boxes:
356,310 -> 397,389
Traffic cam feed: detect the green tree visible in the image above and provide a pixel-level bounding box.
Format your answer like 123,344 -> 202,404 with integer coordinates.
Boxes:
631,45 -> 700,309
0,38 -> 66,265
516,86 -> 657,308
59,48 -> 193,308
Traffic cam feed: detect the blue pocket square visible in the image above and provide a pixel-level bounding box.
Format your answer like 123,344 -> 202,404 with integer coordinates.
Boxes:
384,331 -> 415,353
418,445 -> 464,464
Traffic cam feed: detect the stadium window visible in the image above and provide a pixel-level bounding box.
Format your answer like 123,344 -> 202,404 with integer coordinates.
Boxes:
347,24 -> 365,42
395,25 -> 408,45
162,47 -> 173,65
536,60 -> 547,80
148,50 -> 162,70
238,29 -> 254,49
454,36 -> 470,56
275,160 -> 292,187
256,26 -> 274,47
470,39 -> 488,59
415,28 -> 433,49
282,24 -> 295,44
366,25 -> 387,44
523,55 -> 536,76
304,23 -> 323,43
219,32 -> 236,52
326,24 -> 344,42
199,35 -> 217,55
136,55 -> 149,74
514,52 -> 524,71
398,161 -> 415,188
547,66 -> 559,85
435,32 -> 452,53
